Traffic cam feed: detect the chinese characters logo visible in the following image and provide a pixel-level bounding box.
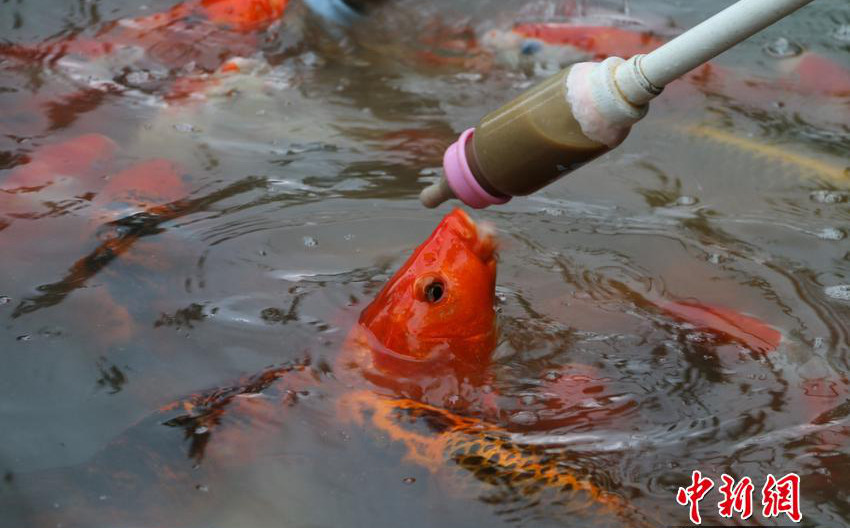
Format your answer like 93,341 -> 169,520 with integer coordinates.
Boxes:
676,471 -> 801,525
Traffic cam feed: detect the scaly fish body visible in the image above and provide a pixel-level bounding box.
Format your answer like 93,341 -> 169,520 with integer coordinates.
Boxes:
339,390 -> 648,523
158,369 -> 646,522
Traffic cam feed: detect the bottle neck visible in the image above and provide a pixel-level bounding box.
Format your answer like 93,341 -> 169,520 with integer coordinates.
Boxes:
463,133 -> 510,200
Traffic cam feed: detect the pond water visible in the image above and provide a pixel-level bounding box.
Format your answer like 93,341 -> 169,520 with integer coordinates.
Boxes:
1,0 -> 849,526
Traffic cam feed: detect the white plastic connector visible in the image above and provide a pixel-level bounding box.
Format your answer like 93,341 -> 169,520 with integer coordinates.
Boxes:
613,54 -> 662,106
566,0 -> 817,147
566,58 -> 649,148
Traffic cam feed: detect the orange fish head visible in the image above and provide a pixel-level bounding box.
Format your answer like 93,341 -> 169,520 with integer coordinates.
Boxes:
358,208 -> 499,373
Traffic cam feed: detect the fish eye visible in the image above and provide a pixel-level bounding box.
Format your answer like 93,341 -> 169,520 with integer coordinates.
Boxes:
424,280 -> 445,303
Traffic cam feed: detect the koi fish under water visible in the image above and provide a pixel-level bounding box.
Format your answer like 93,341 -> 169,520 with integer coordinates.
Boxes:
0,0 -> 292,136
480,7 -> 850,100
0,134 -> 193,345
0,0 -> 289,68
0,207 -> 792,527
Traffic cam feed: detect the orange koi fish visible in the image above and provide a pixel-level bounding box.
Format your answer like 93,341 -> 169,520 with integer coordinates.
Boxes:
776,52 -> 850,97
6,208 -> 786,527
0,0 -> 288,64
0,135 -> 190,346
161,211 -> 781,513
510,22 -> 666,60
1,134 -> 186,232
161,0 -> 289,32
660,300 -> 782,356
0,0 -> 289,111
346,209 -> 498,376
491,15 -> 850,102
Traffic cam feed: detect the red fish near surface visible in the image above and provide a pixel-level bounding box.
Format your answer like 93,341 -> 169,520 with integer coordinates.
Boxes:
8,207 -> 790,528
351,209 -> 498,369
1,0 -> 288,65
165,0 -> 289,32
0,134 -> 190,345
511,22 -> 666,59
0,0 -> 290,117
496,16 -> 850,102
341,208 -> 503,410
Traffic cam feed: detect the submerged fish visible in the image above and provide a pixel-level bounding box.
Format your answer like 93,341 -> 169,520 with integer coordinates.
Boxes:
1,0 -> 289,66
482,10 -> 850,101
0,134 -> 191,343
0,0 -> 291,131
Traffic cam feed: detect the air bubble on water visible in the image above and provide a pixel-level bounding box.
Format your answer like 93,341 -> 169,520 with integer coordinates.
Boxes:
0,296 -> 10,305
685,332 -> 711,344
173,123 -> 198,133
541,207 -> 564,216
675,195 -> 698,206
824,285 -> 850,302
816,227 -> 845,241
509,410 -> 539,426
98,495 -> 108,501
519,394 -> 537,406
810,190 -> 848,204
455,72 -> 482,82
195,484 -> 209,493
125,70 -> 151,85
763,37 -> 803,58
300,52 -> 322,68
832,24 -> 850,42
708,253 -> 725,265
303,236 -> 318,248
16,335 -> 31,342
813,336 -> 826,349
578,398 -> 604,409
344,234 -> 354,241
543,370 -> 561,382
402,477 -> 416,485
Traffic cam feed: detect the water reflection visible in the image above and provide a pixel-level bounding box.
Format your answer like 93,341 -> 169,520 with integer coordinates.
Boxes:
1,0 -> 850,526
95,357 -> 128,394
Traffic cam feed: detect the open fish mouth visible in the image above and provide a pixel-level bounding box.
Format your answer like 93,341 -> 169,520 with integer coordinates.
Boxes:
453,208 -> 498,264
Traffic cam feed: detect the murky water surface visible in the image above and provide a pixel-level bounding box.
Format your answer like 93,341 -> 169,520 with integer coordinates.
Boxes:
1,0 -> 849,526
